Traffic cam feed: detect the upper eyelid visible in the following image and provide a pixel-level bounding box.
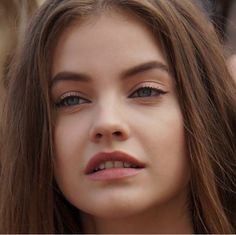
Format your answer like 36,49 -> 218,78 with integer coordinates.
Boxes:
60,91 -> 81,99
56,90 -> 88,102
128,81 -> 165,93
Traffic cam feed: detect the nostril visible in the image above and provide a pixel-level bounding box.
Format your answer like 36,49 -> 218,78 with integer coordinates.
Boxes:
113,131 -> 122,137
93,130 -> 126,141
96,133 -> 103,139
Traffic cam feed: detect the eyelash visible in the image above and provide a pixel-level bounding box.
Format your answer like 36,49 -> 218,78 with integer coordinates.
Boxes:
129,86 -> 167,98
54,92 -> 90,109
54,86 -> 167,109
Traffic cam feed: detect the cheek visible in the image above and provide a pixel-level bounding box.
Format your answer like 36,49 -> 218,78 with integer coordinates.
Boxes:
54,115 -> 89,159
53,116 -> 89,187
139,106 -> 190,190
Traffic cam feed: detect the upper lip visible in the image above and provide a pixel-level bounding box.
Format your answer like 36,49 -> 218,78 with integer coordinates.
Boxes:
84,151 -> 145,174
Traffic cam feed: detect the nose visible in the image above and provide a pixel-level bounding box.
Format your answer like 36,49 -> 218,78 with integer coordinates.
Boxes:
89,104 -> 130,143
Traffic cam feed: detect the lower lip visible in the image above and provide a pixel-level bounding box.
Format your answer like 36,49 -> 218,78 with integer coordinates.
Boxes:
86,168 -> 143,181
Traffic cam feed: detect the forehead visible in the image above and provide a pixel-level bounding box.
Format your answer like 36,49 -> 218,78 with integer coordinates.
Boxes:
51,9 -> 166,78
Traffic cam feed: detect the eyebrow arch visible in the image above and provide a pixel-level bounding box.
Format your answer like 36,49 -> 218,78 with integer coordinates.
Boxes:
121,61 -> 169,79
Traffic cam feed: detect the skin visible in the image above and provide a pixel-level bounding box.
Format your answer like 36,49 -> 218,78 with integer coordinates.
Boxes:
228,54 -> 236,82
52,10 -> 193,233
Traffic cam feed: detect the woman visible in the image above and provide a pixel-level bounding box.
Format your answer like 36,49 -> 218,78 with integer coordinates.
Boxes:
0,0 -> 235,233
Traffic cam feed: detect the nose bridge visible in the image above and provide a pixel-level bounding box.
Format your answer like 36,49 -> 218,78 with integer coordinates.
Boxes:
89,96 -> 129,142
98,97 -> 120,122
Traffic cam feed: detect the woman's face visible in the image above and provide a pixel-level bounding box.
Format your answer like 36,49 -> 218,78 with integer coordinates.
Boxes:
52,11 -> 190,219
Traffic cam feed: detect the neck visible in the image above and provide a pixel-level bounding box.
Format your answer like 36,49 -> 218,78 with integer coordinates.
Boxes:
80,193 -> 193,233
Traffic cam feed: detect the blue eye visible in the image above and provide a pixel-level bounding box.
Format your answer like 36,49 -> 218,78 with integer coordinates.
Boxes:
129,87 -> 167,98
55,95 -> 90,109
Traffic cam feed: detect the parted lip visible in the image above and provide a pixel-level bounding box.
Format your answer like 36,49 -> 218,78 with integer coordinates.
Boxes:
84,151 -> 145,174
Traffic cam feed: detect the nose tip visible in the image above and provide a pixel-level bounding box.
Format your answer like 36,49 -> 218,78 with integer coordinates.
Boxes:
89,103 -> 130,143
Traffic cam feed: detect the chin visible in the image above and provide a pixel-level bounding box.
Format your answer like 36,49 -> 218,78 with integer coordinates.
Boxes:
77,196 -> 153,220
85,206 -> 141,219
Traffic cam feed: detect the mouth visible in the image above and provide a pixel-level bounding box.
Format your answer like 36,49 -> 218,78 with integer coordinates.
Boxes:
84,151 -> 145,181
91,160 -> 142,173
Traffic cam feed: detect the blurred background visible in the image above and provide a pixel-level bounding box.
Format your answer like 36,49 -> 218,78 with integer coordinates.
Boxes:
0,0 -> 235,113
195,0 -> 236,53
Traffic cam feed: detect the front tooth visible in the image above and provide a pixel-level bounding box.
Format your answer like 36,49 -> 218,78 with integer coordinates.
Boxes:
123,162 -> 132,168
114,161 -> 123,168
105,161 -> 114,169
98,163 -> 105,170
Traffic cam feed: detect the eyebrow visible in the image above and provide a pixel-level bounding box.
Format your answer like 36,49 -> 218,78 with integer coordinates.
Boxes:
51,61 -> 169,88
51,72 -> 91,88
121,61 -> 169,79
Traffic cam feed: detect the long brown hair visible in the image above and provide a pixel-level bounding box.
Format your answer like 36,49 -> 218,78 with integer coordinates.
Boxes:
0,0 -> 39,118
0,0 -> 235,233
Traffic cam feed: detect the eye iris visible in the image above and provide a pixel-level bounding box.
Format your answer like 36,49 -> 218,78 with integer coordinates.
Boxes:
64,96 -> 80,106
137,87 -> 153,97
